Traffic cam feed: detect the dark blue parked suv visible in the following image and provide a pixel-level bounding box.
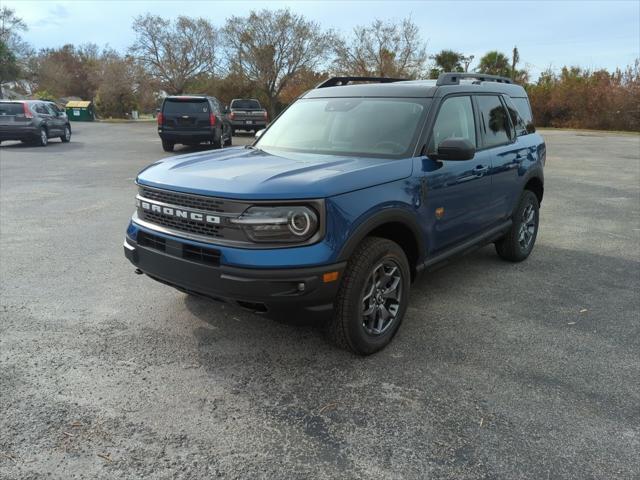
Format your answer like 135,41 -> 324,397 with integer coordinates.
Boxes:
124,73 -> 545,355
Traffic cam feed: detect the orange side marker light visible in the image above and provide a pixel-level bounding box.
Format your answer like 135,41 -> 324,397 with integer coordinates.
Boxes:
323,271 -> 339,283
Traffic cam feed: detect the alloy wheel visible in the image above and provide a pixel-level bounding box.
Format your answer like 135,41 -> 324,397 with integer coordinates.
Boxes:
518,203 -> 536,250
361,260 -> 403,336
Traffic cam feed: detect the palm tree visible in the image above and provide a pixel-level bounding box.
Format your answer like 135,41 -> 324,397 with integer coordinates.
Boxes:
477,51 -> 511,77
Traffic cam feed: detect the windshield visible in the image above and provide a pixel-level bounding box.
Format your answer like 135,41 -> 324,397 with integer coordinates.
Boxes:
256,98 -> 429,158
163,99 -> 209,115
231,99 -> 261,110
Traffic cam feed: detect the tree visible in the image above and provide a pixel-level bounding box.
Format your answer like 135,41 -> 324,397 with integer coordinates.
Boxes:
431,49 -> 464,74
0,40 -> 19,88
334,17 -> 427,79
0,6 -> 30,57
477,51 -> 511,77
511,46 -> 520,80
94,52 -> 138,117
130,14 -> 218,94
224,9 -> 335,114
31,44 -> 100,99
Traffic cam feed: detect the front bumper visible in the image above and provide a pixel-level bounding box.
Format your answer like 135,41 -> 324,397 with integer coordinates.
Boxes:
124,231 -> 345,318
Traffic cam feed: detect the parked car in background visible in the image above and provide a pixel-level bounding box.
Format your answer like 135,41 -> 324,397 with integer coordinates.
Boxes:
0,100 -> 71,146
157,95 -> 232,152
228,98 -> 268,134
125,74 -> 545,355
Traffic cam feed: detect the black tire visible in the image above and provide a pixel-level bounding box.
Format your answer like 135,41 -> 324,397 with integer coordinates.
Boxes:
161,140 -> 174,152
36,127 -> 48,147
60,124 -> 71,143
495,190 -> 540,262
223,125 -> 233,147
326,237 -> 410,355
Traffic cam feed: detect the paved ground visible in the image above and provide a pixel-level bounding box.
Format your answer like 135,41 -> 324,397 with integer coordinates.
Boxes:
0,124 -> 638,479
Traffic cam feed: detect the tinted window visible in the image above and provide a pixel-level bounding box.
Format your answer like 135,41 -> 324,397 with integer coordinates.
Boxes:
428,96 -> 476,153
477,95 -> 511,148
257,98 -> 428,159
163,99 -> 209,115
0,103 -> 24,115
511,97 -> 534,130
231,99 -> 261,110
43,104 -> 57,116
35,103 -> 50,115
503,96 -> 528,136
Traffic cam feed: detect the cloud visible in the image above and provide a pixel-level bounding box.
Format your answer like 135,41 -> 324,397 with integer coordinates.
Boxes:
33,3 -> 70,28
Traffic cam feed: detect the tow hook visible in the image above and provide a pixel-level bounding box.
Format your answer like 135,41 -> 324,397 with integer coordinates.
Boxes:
134,268 -> 143,275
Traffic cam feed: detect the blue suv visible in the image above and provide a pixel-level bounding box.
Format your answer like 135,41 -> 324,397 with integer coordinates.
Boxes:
124,73 -> 545,355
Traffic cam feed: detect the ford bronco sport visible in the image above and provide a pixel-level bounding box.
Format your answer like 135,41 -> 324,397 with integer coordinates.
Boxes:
125,73 -> 545,355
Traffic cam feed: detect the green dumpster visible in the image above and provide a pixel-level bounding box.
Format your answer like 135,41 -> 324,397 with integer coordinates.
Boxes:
65,100 -> 94,121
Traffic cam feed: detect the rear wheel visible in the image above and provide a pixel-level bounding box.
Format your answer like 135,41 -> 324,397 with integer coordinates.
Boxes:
326,237 -> 410,355
223,124 -> 233,147
36,127 -> 48,147
161,140 -> 174,152
495,190 -> 539,262
60,125 -> 71,143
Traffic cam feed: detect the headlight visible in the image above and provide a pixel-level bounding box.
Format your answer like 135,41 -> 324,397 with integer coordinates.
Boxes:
230,205 -> 320,243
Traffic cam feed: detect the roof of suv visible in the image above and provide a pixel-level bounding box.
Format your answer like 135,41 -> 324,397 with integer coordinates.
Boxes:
303,77 -> 527,99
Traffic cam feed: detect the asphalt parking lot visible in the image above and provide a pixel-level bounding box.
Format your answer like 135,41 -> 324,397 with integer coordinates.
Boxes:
1,123 -> 639,479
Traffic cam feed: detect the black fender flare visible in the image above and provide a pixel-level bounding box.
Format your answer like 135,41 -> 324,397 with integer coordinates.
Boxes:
336,207 -> 425,264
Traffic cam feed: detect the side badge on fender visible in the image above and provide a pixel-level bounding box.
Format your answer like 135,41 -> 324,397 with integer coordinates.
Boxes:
435,207 -> 445,219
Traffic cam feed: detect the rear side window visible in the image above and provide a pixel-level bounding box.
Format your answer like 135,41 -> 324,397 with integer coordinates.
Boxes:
476,95 -> 511,148
428,96 -> 476,153
163,99 -> 209,115
503,96 -> 528,136
0,103 -> 24,115
511,97 -> 534,130
231,99 -> 261,110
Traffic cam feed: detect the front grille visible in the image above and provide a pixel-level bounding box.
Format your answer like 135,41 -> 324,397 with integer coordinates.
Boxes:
137,231 -> 220,267
143,210 -> 225,238
138,186 -> 246,214
137,185 -> 249,242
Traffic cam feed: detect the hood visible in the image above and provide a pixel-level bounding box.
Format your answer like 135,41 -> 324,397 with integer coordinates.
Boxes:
137,146 -> 413,200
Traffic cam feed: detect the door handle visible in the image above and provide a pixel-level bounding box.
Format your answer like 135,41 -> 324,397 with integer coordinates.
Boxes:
473,165 -> 489,176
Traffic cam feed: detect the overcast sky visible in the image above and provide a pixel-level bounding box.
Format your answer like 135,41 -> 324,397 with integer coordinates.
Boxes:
5,0 -> 640,79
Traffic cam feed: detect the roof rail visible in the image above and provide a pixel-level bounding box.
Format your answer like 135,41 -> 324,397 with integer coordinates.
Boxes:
436,72 -> 512,86
315,76 -> 407,89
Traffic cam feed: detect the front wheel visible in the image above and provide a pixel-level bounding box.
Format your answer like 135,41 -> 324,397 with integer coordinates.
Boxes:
327,237 -> 410,355
495,190 -> 540,262
60,125 -> 71,143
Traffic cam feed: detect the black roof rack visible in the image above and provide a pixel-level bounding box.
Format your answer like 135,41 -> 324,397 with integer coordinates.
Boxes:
316,76 -> 408,89
436,72 -> 512,86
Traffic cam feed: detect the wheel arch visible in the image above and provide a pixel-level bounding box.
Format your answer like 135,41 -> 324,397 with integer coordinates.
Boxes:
524,175 -> 544,204
337,208 -> 425,281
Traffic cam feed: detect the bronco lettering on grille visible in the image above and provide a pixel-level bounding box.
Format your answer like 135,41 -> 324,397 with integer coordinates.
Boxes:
136,198 -> 220,224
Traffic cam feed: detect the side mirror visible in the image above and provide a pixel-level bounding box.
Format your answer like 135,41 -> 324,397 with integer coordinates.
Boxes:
255,129 -> 265,139
526,123 -> 536,134
436,138 -> 475,160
